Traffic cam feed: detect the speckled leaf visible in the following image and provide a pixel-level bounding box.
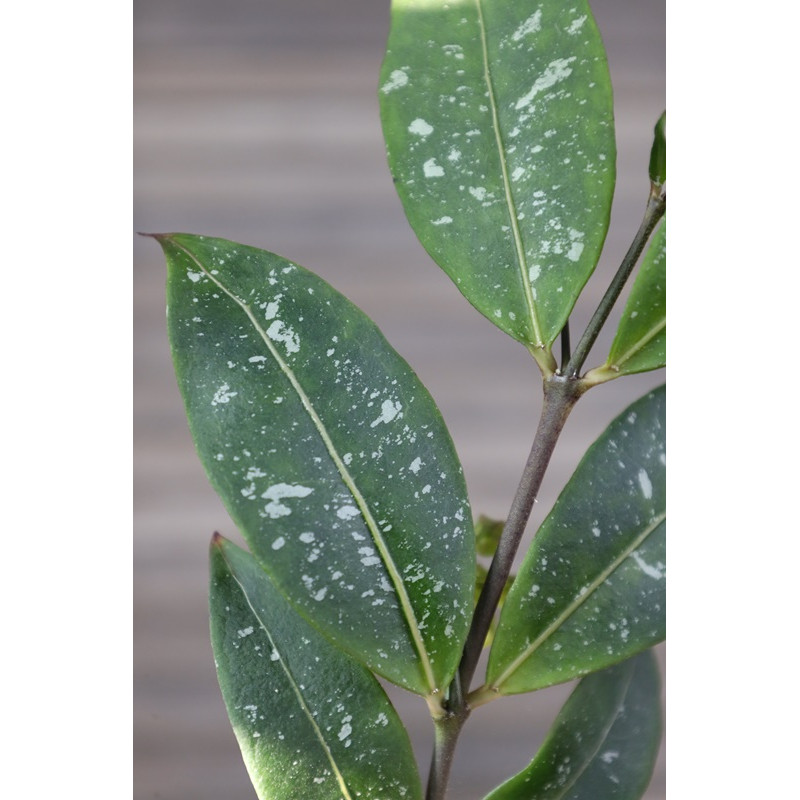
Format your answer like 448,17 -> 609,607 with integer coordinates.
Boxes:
600,222 -> 666,378
380,0 -> 616,362
210,535 -> 423,800
486,387 -> 665,694
159,233 -> 474,695
483,651 -> 661,800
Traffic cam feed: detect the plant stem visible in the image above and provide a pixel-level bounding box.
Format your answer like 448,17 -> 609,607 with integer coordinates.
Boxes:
424,376 -> 584,797
458,376 -> 584,694
425,705 -> 470,800
566,191 -> 666,378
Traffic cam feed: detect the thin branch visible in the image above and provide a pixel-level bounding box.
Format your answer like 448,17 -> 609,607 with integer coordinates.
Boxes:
566,191 -> 666,378
457,375 -> 584,694
425,377 -> 584,798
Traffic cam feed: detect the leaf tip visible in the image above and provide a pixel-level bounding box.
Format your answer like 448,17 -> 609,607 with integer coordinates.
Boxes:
211,531 -> 226,549
138,232 -> 179,251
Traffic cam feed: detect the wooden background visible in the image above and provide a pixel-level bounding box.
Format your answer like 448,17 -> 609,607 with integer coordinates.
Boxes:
134,1 -> 666,797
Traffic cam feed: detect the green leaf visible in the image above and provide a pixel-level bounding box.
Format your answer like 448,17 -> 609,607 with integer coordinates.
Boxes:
598,221 -> 665,379
210,535 -> 423,800
159,233 -> 475,696
380,0 -> 616,363
483,651 -> 661,800
648,112 -> 666,188
475,514 -> 505,557
485,387 -> 665,695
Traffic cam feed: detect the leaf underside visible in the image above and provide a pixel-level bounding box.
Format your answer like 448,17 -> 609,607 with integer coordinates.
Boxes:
161,233 -> 475,695
210,535 -> 423,800
483,651 -> 662,800
380,0 -> 616,352
487,386 -> 666,694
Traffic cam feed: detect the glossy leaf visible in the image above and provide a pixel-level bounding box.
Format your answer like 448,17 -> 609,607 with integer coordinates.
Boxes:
380,0 -> 616,362
210,535 -> 423,800
597,222 -> 665,379
485,387 -> 665,695
648,112 -> 666,188
483,651 -> 661,800
159,233 -> 474,695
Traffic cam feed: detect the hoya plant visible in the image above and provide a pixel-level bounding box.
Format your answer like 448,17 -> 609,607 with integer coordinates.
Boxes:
149,1 -> 665,797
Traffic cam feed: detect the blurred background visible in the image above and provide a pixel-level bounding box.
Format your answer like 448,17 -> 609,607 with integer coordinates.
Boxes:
133,1 -> 665,797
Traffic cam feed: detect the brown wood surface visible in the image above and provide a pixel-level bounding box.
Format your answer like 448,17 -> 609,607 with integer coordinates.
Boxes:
134,1 -> 666,797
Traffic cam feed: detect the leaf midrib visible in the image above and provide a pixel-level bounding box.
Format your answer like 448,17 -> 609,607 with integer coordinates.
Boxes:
475,0 -> 542,346
168,236 -> 437,694
492,512 -> 666,691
